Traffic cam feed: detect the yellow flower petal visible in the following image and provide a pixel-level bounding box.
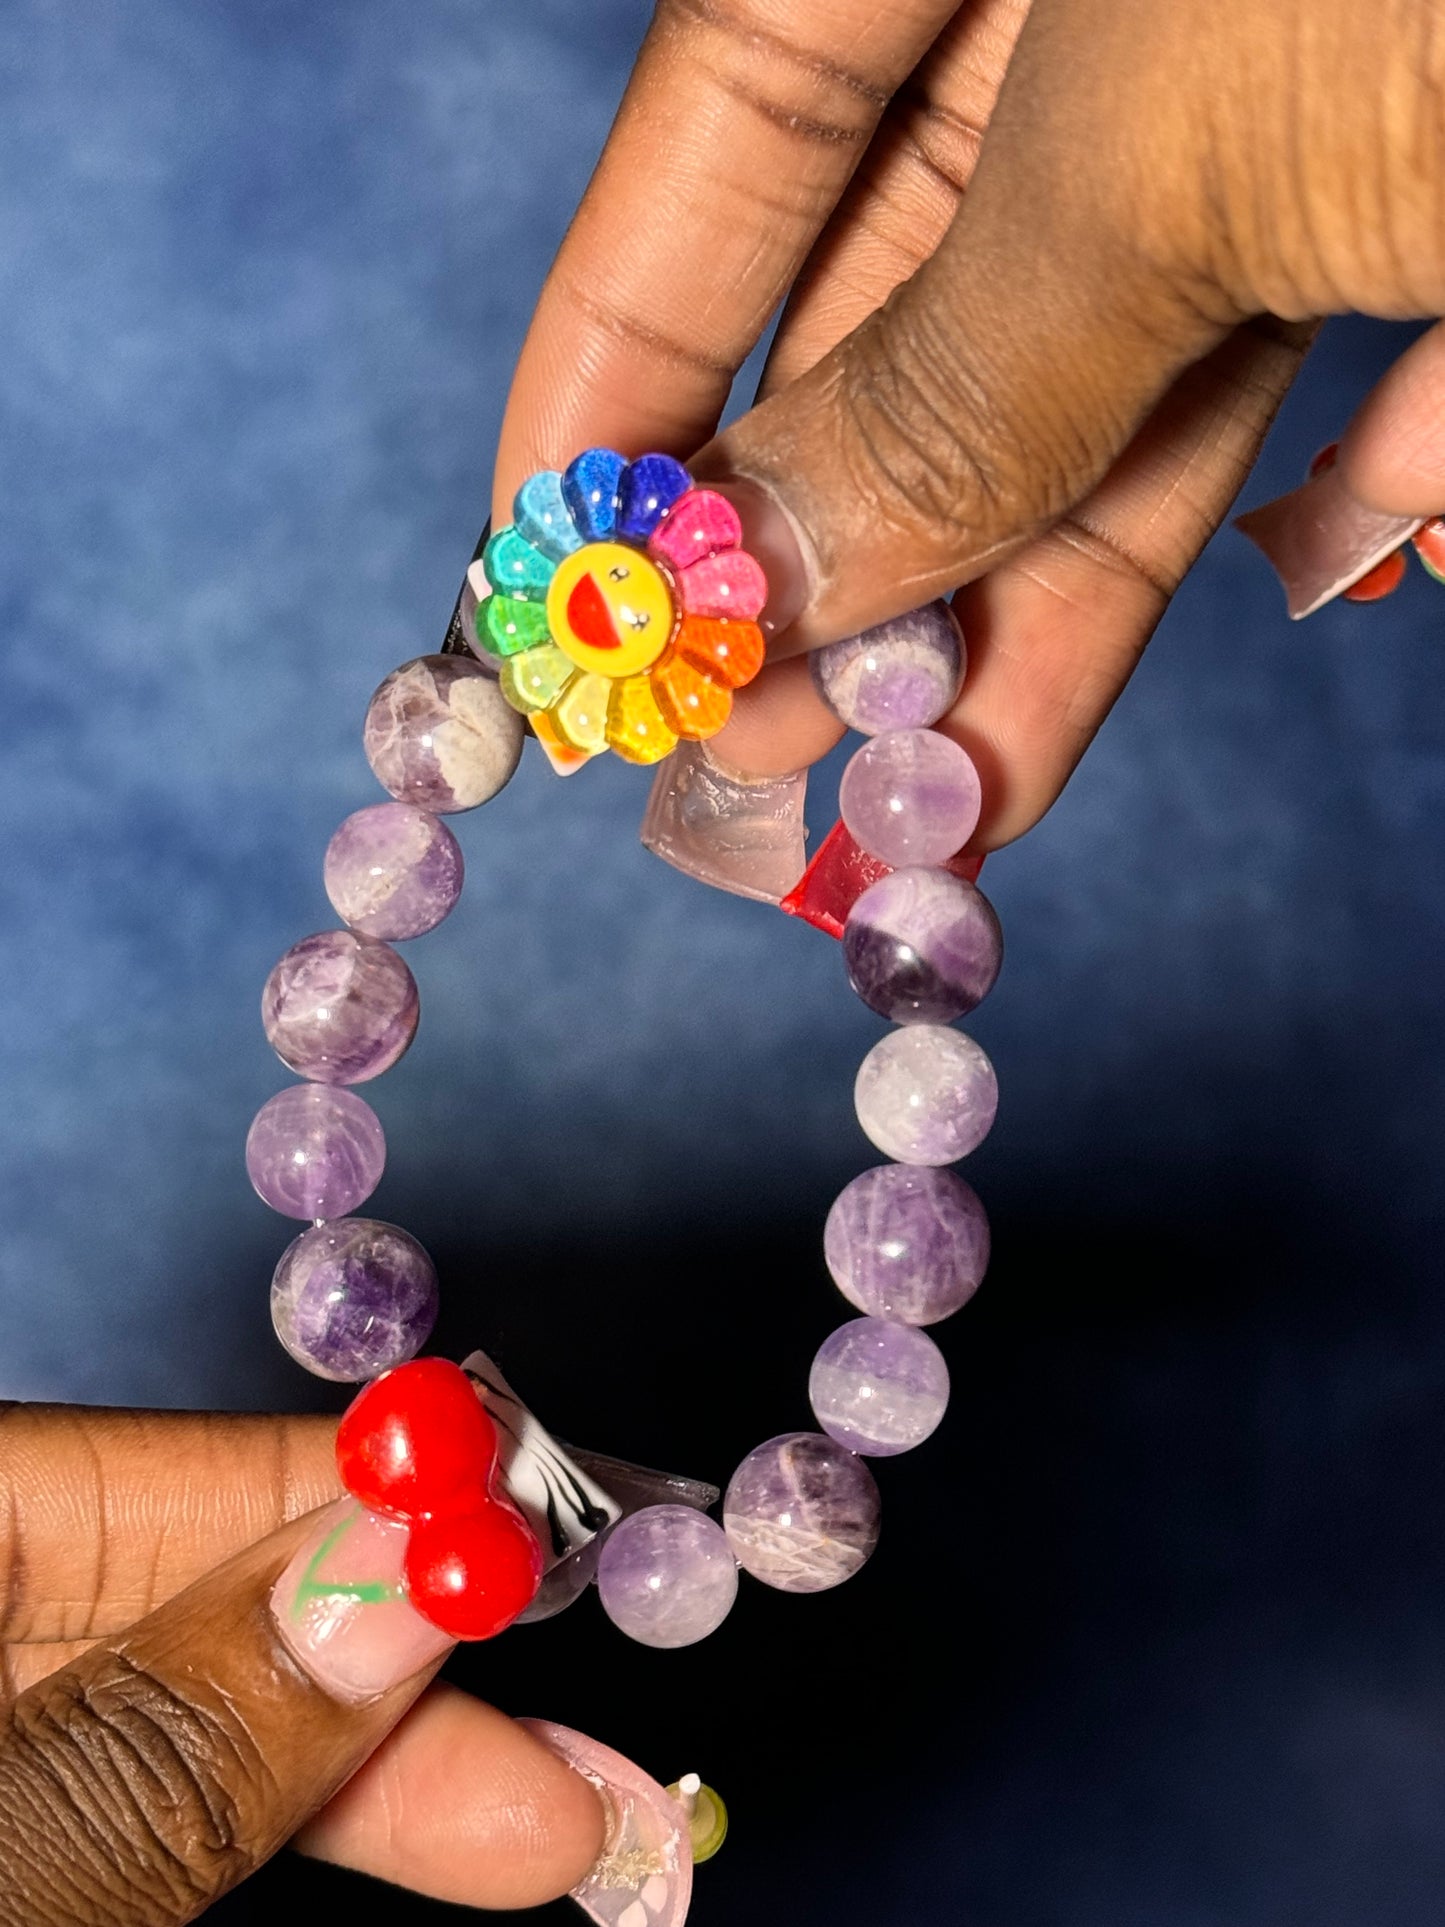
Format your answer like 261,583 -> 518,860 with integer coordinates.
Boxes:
607,675 -> 680,765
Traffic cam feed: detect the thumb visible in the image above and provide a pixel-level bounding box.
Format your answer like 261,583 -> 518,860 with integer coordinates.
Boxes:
695,4 -> 1235,649
0,1498 -> 592,1922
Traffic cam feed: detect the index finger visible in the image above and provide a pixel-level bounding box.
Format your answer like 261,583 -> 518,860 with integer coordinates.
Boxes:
493,0 -> 964,515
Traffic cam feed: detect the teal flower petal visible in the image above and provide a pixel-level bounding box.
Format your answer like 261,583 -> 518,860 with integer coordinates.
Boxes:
484,525 -> 556,599
514,471 -> 583,563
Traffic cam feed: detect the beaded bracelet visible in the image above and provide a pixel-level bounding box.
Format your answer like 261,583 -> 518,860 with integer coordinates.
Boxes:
251,450 -> 1001,1914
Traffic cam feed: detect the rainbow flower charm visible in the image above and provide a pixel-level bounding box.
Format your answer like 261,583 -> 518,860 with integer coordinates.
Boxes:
471,450 -> 768,771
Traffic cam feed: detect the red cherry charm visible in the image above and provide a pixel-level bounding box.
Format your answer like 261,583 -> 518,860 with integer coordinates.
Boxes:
336,1356 -> 497,1521
404,1500 -> 545,1640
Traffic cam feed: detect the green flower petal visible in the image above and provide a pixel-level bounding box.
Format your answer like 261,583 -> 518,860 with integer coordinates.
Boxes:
481,593 -> 553,658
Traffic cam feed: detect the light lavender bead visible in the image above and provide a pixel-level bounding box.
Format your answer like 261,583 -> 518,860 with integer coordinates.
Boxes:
839,728 -> 982,869
262,930 -> 418,1084
596,1505 -> 739,1648
825,1165 -> 989,1325
270,1217 -> 438,1381
723,1432 -> 881,1593
810,601 -> 964,734
809,1317 -> 950,1456
363,654 -> 524,813
854,1025 -> 998,1165
844,868 -> 1002,1024
324,803 -> 463,941
246,1084 -> 386,1220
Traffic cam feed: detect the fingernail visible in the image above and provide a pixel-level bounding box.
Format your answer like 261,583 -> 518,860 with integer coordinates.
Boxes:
519,1720 -> 694,1927
706,475 -> 816,644
640,739 -> 808,904
270,1499 -> 453,1706
1235,464 -> 1423,618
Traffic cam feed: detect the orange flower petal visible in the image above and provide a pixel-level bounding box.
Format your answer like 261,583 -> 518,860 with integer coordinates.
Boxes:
651,653 -> 733,739
675,615 -> 765,691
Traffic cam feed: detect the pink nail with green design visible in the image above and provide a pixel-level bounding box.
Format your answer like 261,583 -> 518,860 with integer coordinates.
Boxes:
270,1498 -> 453,1705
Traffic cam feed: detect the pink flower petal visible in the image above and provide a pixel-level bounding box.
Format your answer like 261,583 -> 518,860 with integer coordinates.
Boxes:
648,490 -> 743,571
1235,464 -> 1422,619
677,549 -> 768,621
518,1721 -> 694,1926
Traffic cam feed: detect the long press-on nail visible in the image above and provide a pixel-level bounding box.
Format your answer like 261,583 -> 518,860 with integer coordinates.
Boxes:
519,1721 -> 695,1927
1235,463 -> 1423,618
270,1499 -> 452,1706
640,740 -> 808,903
706,476 -> 815,645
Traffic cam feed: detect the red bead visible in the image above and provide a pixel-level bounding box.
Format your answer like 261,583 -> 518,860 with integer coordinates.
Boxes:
335,1356 -> 545,1640
780,820 -> 984,939
336,1356 -> 498,1521
1342,548 -> 1408,602
404,1502 -> 545,1641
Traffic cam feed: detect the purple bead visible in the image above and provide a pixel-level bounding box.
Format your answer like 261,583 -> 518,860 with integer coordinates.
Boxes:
324,803 -> 463,941
809,1317 -> 950,1456
723,1433 -> 881,1594
262,930 -> 418,1085
844,868 -> 1002,1024
597,1505 -> 739,1648
854,1025 -> 998,1165
363,655 -> 524,813
246,1084 -> 386,1220
810,601 -> 964,734
825,1165 -> 989,1325
270,1217 -> 438,1381
839,728 -> 982,868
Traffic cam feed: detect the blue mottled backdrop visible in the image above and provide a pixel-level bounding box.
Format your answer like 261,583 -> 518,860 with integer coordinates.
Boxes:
3,3 -> 1445,1922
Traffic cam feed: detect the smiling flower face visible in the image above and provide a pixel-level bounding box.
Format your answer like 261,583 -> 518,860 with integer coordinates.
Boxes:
470,450 -> 769,770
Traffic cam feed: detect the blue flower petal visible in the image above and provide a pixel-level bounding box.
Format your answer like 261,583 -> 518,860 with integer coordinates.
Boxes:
616,454 -> 692,541
563,448 -> 627,542
515,470 -> 583,562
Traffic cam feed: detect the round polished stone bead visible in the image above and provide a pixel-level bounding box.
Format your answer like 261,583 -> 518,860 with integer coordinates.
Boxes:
844,868 -> 1002,1024
810,601 -> 964,734
825,1164 -> 989,1325
324,803 -> 463,941
262,930 -> 418,1084
245,1084 -> 386,1220
839,728 -> 982,869
854,1025 -> 998,1165
723,1433 -> 881,1593
363,654 -> 524,813
809,1317 -> 950,1456
596,1505 -> 739,1649
270,1217 -> 438,1381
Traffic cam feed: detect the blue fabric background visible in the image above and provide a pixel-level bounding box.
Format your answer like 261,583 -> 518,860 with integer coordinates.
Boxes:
3,2 -> 1445,1921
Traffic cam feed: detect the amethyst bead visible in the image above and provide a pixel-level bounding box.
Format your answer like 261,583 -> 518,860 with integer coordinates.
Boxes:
262,930 -> 418,1084
844,868 -> 1002,1023
854,1025 -> 998,1165
324,803 -> 463,941
810,601 -> 964,734
825,1165 -> 989,1325
597,1505 -> 739,1648
839,728 -> 982,869
363,655 -> 524,813
270,1217 -> 438,1381
723,1433 -> 881,1594
246,1084 -> 386,1220
809,1317 -> 950,1456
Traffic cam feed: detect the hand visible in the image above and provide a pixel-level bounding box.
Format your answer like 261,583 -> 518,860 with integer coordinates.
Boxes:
494,0 -> 1445,846
0,1404 -> 603,1921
